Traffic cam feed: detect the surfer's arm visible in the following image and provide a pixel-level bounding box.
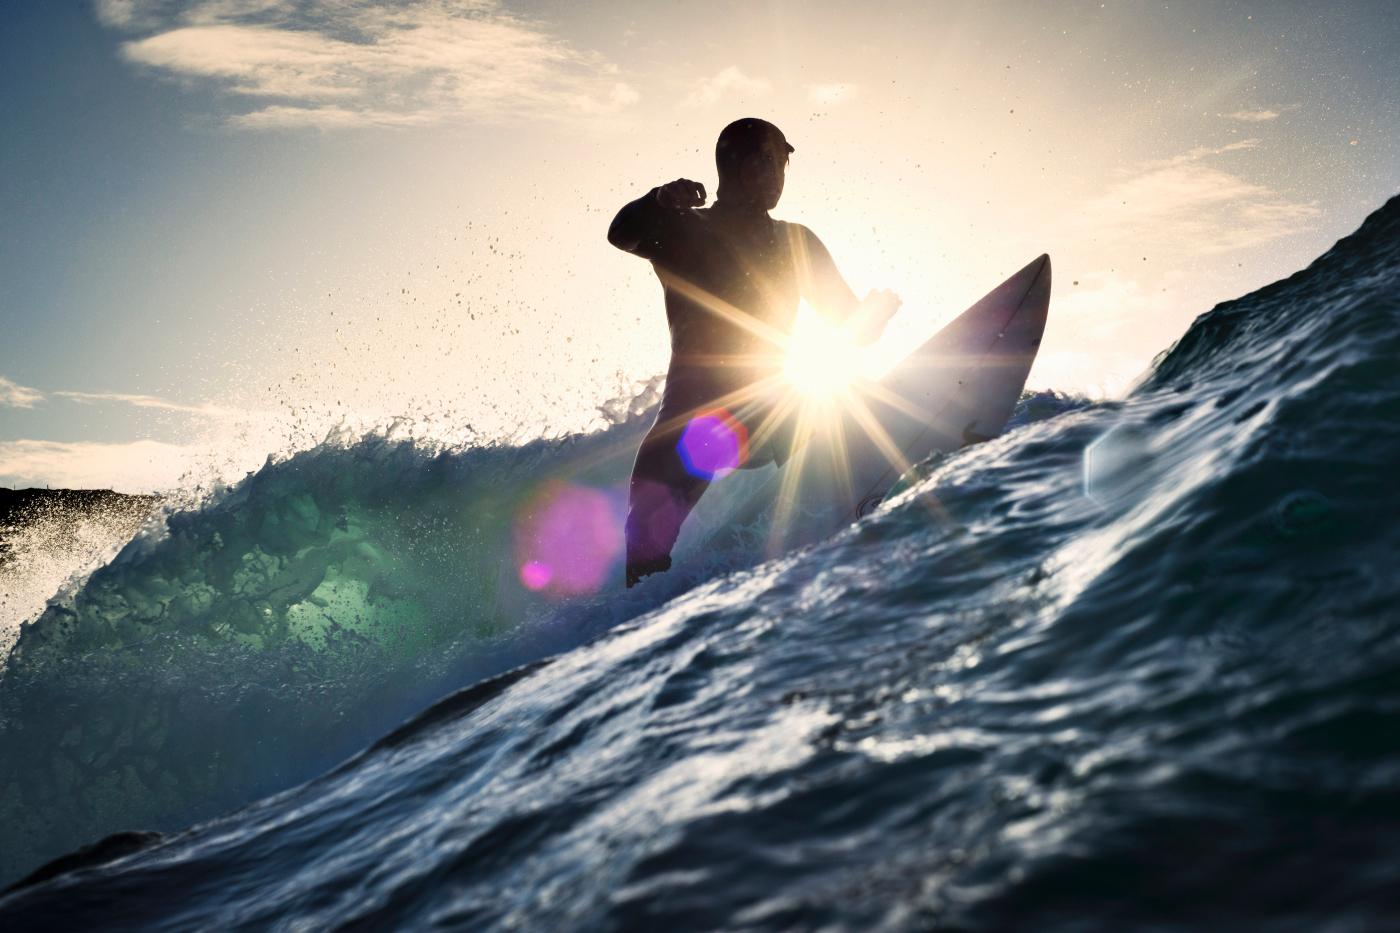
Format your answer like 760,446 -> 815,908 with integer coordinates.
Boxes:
608,179 -> 707,256
607,189 -> 666,256
795,226 -> 900,347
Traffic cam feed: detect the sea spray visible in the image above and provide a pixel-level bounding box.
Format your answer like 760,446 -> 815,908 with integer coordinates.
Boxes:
0,492 -> 161,658
0,376 -> 1079,887
0,380 -> 668,885
4,196 -> 1400,928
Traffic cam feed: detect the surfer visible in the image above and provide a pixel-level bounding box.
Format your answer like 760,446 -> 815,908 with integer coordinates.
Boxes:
609,118 -> 901,587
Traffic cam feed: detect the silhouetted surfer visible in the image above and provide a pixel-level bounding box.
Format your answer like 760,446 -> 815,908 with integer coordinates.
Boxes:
609,118 -> 901,587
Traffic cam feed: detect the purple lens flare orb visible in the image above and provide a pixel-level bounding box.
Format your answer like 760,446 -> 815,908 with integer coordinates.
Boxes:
677,408 -> 750,481
512,481 -> 625,598
518,561 -> 553,591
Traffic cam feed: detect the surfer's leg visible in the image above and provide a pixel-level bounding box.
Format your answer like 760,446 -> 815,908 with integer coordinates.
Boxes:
625,420 -> 710,587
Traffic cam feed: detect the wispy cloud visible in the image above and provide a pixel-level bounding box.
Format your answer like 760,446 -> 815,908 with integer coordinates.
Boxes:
0,439 -> 194,493
1138,138 -> 1261,170
1227,109 -> 1279,122
682,66 -> 771,108
808,83 -> 857,106
1067,140 -> 1318,255
1028,271 -> 1172,392
54,390 -> 239,417
0,377 -> 44,409
95,0 -> 638,129
577,82 -> 640,115
0,376 -> 241,416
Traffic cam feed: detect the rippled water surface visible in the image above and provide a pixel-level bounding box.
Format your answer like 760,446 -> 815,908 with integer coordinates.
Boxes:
2,196 -> 1399,931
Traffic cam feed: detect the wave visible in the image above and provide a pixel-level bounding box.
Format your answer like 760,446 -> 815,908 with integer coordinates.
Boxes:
3,193 -> 1399,929
0,379 -> 680,884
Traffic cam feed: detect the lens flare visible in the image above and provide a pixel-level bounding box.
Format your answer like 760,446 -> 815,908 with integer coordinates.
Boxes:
518,561 -> 553,590
784,307 -> 859,395
513,482 -> 625,598
678,409 -> 749,480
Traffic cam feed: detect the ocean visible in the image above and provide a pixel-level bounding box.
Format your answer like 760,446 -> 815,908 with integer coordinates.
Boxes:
1,193 -> 1398,930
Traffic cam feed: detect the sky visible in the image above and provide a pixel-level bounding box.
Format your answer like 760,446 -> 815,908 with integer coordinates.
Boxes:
1,0 -> 1397,492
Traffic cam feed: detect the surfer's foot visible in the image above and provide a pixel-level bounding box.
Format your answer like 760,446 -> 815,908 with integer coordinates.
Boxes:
626,555 -> 672,589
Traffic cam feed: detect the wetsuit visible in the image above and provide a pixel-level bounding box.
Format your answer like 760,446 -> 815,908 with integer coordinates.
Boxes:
608,188 -> 860,584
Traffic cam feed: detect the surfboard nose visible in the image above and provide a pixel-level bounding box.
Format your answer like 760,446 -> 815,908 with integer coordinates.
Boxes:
1000,253 -> 1051,305
1023,253 -> 1050,287
1028,253 -> 1051,305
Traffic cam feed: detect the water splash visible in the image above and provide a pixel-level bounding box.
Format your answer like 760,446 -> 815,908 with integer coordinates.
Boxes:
4,196 -> 1400,927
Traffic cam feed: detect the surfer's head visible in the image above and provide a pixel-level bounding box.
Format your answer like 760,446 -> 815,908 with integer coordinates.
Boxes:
715,118 -> 793,211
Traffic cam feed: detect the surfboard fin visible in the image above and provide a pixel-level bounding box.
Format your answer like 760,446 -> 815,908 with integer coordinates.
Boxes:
962,421 -> 996,445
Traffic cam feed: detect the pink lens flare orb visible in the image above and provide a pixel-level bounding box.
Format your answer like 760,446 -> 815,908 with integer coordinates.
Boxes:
518,561 -> 553,590
512,481 -> 625,599
677,408 -> 750,481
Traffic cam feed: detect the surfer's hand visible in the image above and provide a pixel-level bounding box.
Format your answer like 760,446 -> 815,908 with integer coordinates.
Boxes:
657,178 -> 707,209
849,289 -> 901,345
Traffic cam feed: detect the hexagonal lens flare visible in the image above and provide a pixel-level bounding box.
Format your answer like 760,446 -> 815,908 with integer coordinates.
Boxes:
512,481 -> 625,598
1083,423 -> 1152,504
677,408 -> 750,481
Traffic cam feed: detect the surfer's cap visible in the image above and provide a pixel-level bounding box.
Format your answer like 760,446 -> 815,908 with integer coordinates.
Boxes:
716,118 -> 794,177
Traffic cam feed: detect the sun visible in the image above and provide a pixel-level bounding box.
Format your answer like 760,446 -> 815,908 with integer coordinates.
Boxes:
783,304 -> 861,396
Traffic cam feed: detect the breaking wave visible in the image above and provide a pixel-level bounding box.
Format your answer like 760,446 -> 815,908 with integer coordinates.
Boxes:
4,194 -> 1400,931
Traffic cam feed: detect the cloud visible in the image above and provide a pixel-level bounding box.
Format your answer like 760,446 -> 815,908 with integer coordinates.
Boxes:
95,0 -> 638,129
54,390 -> 239,417
0,376 -> 241,417
0,439 -> 195,493
1137,138 -> 1261,170
1028,270 -> 1173,385
94,0 -> 141,28
1227,109 -> 1279,122
1066,141 -> 1318,256
576,82 -> 640,115
0,377 -> 44,409
808,83 -> 857,106
229,104 -> 429,130
683,66 -> 772,108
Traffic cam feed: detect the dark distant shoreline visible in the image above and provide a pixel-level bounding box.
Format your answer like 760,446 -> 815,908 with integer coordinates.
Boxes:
0,488 -> 162,566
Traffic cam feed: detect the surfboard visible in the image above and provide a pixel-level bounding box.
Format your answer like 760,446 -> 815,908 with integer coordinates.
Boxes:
674,253 -> 1052,560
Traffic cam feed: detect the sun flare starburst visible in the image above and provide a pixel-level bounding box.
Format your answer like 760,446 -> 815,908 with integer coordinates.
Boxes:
783,306 -> 861,396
